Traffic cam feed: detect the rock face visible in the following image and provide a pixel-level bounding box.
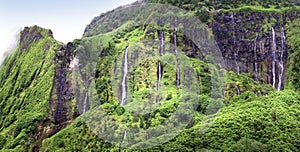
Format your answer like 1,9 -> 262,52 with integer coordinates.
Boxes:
19,25 -> 53,53
50,42 -> 77,124
211,12 -> 289,90
1,1 -> 300,151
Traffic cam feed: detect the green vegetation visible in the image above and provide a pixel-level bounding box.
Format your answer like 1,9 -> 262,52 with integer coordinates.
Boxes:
0,26 -> 63,150
0,1 -> 299,151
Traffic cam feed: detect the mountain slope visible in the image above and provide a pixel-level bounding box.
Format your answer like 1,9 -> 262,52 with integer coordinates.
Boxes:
0,1 -> 299,151
0,26 -> 78,151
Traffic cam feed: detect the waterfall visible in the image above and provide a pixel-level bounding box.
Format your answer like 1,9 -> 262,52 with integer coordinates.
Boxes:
160,30 -> 164,56
121,130 -> 127,144
157,61 -> 162,91
156,30 -> 164,103
174,17 -> 180,89
234,52 -> 240,74
232,13 -> 240,74
277,27 -> 285,91
236,86 -> 240,95
83,90 -> 88,113
119,130 -> 127,152
271,27 -> 277,88
121,47 -> 129,106
156,61 -> 162,103
174,18 -> 178,55
254,33 -> 259,81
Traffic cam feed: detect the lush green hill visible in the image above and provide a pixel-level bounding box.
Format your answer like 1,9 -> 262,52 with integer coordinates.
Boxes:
0,26 -> 61,150
0,1 -> 299,151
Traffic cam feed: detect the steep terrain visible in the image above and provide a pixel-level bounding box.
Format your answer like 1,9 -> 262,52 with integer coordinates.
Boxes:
0,26 -> 78,151
0,1 -> 299,151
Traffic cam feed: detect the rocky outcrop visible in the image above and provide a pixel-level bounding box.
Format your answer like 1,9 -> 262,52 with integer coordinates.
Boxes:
19,25 -> 53,53
210,11 -> 289,90
50,42 -> 77,124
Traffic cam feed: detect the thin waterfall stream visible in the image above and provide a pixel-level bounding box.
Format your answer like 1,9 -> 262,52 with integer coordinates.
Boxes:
174,17 -> 180,89
119,130 -> 127,152
157,30 -> 164,103
271,27 -> 277,88
232,13 -> 240,74
254,33 -> 259,81
83,90 -> 88,113
277,27 -> 286,91
121,47 -> 129,106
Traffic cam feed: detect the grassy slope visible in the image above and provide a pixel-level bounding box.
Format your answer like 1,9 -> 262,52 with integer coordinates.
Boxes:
0,26 -> 62,151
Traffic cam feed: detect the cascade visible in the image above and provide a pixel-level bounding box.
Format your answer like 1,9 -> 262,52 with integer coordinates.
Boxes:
271,27 -> 277,88
232,13 -> 240,74
121,47 -> 129,106
119,130 -> 127,152
254,33 -> 259,81
83,90 -> 88,113
277,27 -> 286,91
157,61 -> 162,90
236,86 -> 241,95
234,52 -> 240,74
160,30 -> 164,56
174,18 -> 178,55
174,17 -> 180,88
156,30 -> 164,103
156,61 -> 162,103
121,130 -> 127,144
82,78 -> 93,113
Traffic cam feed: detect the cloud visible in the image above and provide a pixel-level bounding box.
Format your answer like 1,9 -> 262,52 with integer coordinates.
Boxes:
0,27 -> 22,66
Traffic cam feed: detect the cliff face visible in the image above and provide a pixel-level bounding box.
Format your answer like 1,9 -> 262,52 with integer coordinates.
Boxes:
212,11 -> 289,90
0,26 -> 78,151
0,1 -> 300,151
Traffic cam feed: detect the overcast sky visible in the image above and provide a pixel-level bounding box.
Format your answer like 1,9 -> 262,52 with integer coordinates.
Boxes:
0,0 -> 137,64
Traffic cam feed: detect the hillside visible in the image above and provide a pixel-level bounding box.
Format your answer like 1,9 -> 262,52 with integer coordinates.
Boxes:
0,1 -> 299,151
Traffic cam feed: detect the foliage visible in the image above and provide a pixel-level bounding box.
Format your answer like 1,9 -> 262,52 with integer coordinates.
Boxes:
0,26 -> 62,150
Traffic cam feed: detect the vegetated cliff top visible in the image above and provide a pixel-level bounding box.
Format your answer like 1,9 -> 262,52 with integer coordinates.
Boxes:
83,0 -> 300,38
18,25 -> 54,52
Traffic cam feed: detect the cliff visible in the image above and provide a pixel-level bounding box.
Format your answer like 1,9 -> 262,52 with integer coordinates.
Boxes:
0,1 -> 299,151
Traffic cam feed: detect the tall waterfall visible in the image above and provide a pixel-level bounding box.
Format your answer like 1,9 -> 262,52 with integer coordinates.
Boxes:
121,47 -> 129,106
119,130 -> 127,152
157,30 -> 164,103
174,17 -> 180,88
277,27 -> 286,91
83,91 -> 88,113
157,61 -> 162,91
232,13 -> 240,74
160,30 -> 164,56
271,27 -> 277,88
174,18 -> 178,55
157,30 -> 164,89
254,33 -> 259,81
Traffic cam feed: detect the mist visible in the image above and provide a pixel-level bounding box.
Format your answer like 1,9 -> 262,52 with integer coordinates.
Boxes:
0,27 -> 21,66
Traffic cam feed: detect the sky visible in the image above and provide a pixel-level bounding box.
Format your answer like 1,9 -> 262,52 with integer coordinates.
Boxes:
0,0 -> 137,64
